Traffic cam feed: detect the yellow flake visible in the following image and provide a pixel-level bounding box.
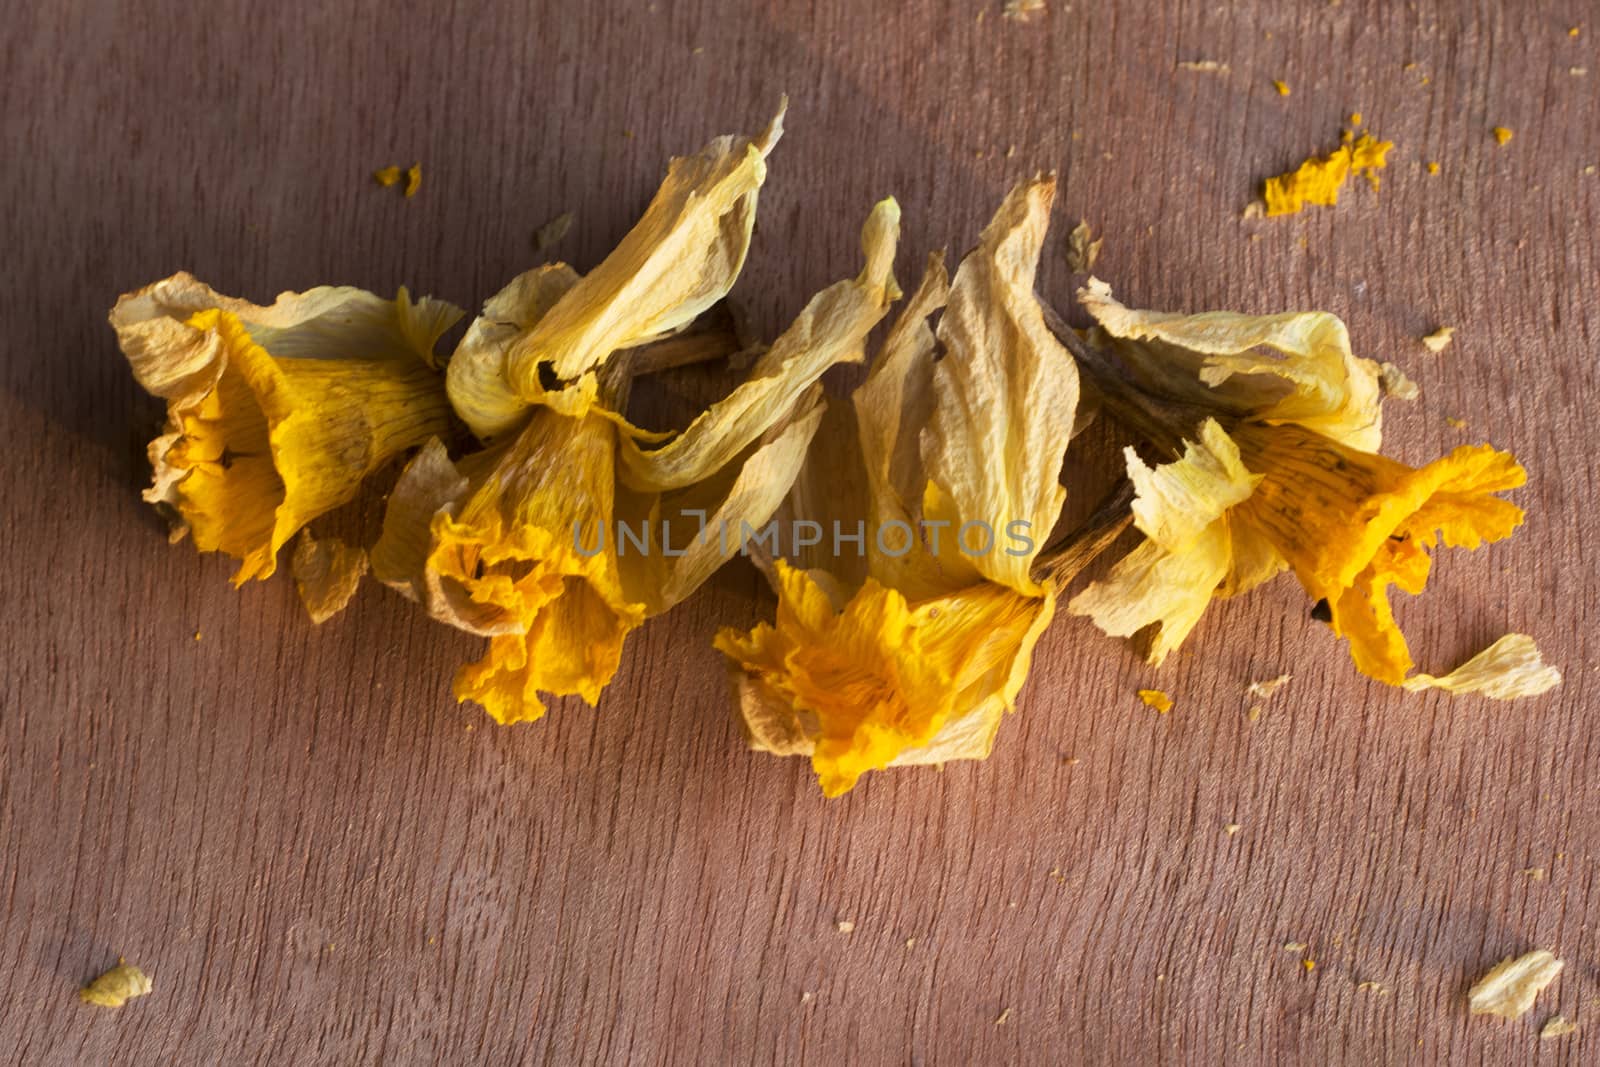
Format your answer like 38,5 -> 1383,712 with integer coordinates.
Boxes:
1468,950 -> 1563,1018
1273,79 -> 1291,96
403,163 -> 422,197
1426,161 -> 1440,175
1138,688 -> 1174,714
1262,132 -> 1392,216
836,920 -> 855,934
1541,1015 -> 1577,1039
1349,112 -> 1363,126
80,961 -> 152,1008
1492,126 -> 1514,146
1378,362 -> 1420,401
1224,823 -> 1241,835
1402,634 -> 1561,699
1003,0 -> 1045,21
1177,59 -> 1230,73
373,165 -> 402,187
1422,326 -> 1455,352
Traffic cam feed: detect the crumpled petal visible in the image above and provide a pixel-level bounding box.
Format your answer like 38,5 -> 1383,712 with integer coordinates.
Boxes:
110,273 -> 461,581
1069,419 -> 1264,664
715,560 -> 1056,796
448,103 -> 786,438
921,175 -> 1078,595
1401,633 -> 1562,699
290,531 -> 369,623
1078,277 -> 1384,451
616,197 -> 901,492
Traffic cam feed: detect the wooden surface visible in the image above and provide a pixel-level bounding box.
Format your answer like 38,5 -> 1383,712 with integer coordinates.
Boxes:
3,1 -> 1597,1063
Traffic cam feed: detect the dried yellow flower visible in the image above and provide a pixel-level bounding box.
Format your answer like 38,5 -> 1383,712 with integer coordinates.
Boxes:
716,176 -> 1091,795
1057,281 -> 1556,694
109,272 -> 461,583
1468,950 -> 1563,1019
80,961 -> 152,1008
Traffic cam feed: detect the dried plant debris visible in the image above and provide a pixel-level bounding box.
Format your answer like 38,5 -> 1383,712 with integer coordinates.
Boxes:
291,531 -> 369,624
1064,220 -> 1103,273
1467,950 -> 1563,1019
1177,59 -> 1230,73
404,164 -> 422,198
534,211 -> 575,252
81,961 -> 152,1008
1541,1015 -> 1578,1040
1378,362 -> 1420,401
1422,326 -> 1455,352
836,920 -> 856,934
1003,0 -> 1045,21
1262,132 -> 1392,216
1247,674 -> 1292,700
1356,980 -> 1390,995
1138,688 -> 1174,714
1272,79 -> 1291,96
1402,634 -> 1562,700
1492,126 -> 1514,146
373,165 -> 403,187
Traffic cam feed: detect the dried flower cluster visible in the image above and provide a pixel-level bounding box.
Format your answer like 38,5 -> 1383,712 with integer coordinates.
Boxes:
111,104 -> 1559,796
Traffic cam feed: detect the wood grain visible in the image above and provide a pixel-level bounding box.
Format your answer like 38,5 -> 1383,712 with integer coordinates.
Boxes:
3,1 -> 1597,1062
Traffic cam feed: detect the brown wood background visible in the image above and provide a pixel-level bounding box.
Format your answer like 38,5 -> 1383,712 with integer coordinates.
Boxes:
3,1 -> 1596,1063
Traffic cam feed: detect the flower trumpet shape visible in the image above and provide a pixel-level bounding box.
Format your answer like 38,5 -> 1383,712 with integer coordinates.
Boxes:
715,175 -> 1109,796
110,272 -> 462,583
373,195 -> 904,724
1054,280 -> 1559,698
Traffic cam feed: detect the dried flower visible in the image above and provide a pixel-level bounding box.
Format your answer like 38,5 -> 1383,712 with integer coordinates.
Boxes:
715,176 -> 1103,796
1054,280 -> 1556,695
109,272 -> 461,583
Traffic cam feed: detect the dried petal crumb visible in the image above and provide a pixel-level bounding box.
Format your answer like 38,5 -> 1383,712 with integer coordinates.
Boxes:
1421,326 -> 1455,352
1468,949 -> 1563,1019
1524,867 -> 1547,881
1379,362 -> 1420,401
836,920 -> 855,934
1283,941 -> 1308,952
1177,59 -> 1230,73
1247,674 -> 1292,700
1003,0 -> 1044,21
1224,823 -> 1241,836
1064,219 -> 1103,273
1138,688 -> 1173,714
995,1007 -> 1013,1025
404,163 -> 422,198
534,211 -> 575,252
373,165 -> 402,187
1492,126 -> 1514,146
81,961 -> 152,1008
1541,1015 -> 1578,1039
1357,980 -> 1390,995
1426,161 -> 1440,175
1272,79 -> 1291,96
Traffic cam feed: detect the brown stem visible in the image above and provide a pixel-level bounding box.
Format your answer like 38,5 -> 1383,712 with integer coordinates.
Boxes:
1031,477 -> 1136,587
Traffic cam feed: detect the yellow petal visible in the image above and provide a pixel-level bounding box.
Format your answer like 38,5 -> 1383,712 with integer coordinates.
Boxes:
1068,419 -> 1263,664
110,275 -> 460,582
1234,423 -> 1526,683
922,175 -> 1079,594
1079,278 -> 1384,451
615,196 -> 900,492
1402,634 -> 1561,699
290,531 -> 369,624
80,962 -> 152,1009
445,105 -> 785,439
715,561 -> 1054,796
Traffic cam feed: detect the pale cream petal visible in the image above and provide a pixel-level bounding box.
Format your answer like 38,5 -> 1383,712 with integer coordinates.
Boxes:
1127,418 -> 1260,553
615,197 -> 900,492
291,531 -> 370,624
1079,277 -> 1384,451
921,175 -> 1078,594
617,394 -> 826,613
1467,950 -> 1563,1018
508,103 -> 785,384
445,264 -> 581,440
1402,633 -> 1562,699
1068,520 -> 1232,665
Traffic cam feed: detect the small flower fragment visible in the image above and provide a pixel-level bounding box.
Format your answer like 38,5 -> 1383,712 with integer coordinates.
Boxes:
80,961 -> 152,1008
1401,634 -> 1562,699
716,176 -> 1092,795
1541,1015 -> 1578,1040
373,165 -> 402,187
1468,950 -> 1563,1019
109,272 -> 462,583
1492,126 -> 1514,146
1262,132 -> 1393,216
1055,280 -> 1556,695
1064,219 -> 1103,273
404,164 -> 422,198
1247,674 -> 1291,700
1003,0 -> 1045,22
1378,361 -> 1420,401
1422,326 -> 1455,352
291,531 -> 370,624
1272,79 -> 1291,96
534,210 -> 575,252
1138,688 -> 1173,713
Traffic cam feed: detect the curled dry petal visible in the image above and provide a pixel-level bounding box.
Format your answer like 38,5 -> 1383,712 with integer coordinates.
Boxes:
291,531 -> 370,624
1401,633 -> 1561,699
